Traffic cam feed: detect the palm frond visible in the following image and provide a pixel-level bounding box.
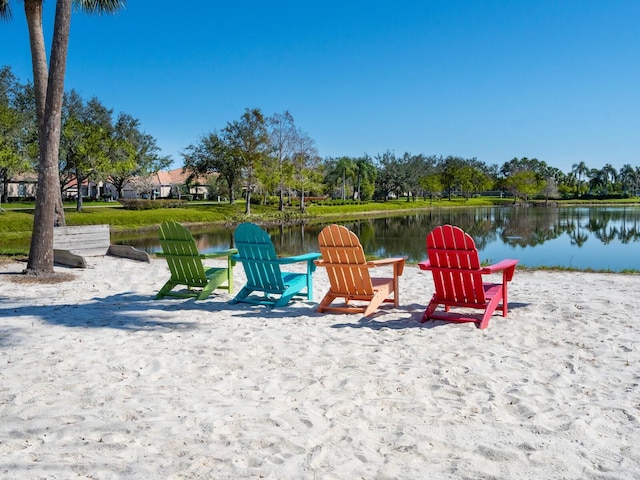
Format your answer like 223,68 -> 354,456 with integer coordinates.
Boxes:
73,0 -> 126,14
0,0 -> 12,21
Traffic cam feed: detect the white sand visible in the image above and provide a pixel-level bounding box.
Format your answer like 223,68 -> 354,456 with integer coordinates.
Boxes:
1,255 -> 639,479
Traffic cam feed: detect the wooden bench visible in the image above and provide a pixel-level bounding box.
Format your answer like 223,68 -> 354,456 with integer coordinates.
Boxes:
53,224 -> 150,268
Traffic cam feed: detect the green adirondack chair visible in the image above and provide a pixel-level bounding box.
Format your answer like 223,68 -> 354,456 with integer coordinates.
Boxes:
155,221 -> 237,300
231,222 -> 321,307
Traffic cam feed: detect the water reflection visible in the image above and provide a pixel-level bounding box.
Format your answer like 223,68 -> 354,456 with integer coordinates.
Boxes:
114,206 -> 640,272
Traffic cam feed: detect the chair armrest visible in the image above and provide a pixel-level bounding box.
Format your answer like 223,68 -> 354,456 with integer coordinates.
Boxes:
418,260 -> 431,271
481,258 -> 518,273
369,256 -> 406,266
277,252 -> 322,265
481,258 -> 518,282
369,256 -> 407,276
202,248 -> 238,259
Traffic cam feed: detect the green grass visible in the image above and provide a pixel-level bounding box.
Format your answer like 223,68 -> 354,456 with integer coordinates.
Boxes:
1,198 -> 493,228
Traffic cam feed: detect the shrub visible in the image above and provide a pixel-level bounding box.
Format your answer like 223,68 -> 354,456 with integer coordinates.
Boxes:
119,199 -> 188,210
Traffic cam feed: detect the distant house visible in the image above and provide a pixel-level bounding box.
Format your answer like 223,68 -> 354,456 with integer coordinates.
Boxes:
3,172 -> 38,200
153,168 -> 213,200
63,177 -> 106,200
119,168 -> 214,200
2,167 -> 215,202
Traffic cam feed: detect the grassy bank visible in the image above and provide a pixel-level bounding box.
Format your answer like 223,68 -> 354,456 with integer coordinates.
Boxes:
2,197 -> 638,261
0,197 -> 502,255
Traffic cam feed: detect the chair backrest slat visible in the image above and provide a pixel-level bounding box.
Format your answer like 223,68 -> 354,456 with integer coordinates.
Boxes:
427,225 -> 486,304
318,224 -> 374,296
159,221 -> 207,285
234,223 -> 285,291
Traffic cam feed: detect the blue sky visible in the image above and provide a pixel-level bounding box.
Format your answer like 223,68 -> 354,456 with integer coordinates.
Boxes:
2,0 -> 639,173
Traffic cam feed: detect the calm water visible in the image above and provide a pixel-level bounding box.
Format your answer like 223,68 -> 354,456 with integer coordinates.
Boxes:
115,206 -> 640,272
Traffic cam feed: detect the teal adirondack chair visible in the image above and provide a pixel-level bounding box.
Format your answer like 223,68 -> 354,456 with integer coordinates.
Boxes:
231,222 -> 321,307
156,221 -> 237,300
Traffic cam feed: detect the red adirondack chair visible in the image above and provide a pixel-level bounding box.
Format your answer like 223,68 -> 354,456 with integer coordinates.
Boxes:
419,225 -> 518,329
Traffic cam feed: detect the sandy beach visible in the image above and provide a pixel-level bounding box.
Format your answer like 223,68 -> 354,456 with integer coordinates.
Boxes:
1,255 -> 639,479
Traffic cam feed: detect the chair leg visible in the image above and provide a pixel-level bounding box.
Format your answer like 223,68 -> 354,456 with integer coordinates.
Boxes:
393,274 -> 400,308
197,283 -> 217,301
227,260 -> 234,293
231,286 -> 253,304
156,281 -> 177,299
479,295 -> 503,329
306,272 -> 314,301
316,293 -> 337,313
363,290 -> 388,317
275,288 -> 297,307
421,298 -> 439,323
502,284 -> 508,316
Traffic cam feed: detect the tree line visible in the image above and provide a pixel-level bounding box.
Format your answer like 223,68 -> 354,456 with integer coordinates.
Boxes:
0,65 -> 170,210
3,63 -> 640,219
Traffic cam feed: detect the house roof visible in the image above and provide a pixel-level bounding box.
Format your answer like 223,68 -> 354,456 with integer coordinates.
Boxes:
9,168 -> 216,189
9,172 -> 38,182
154,168 -> 214,185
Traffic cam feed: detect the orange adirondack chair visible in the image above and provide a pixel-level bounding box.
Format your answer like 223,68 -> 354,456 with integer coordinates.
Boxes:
419,225 -> 518,329
315,224 -> 406,317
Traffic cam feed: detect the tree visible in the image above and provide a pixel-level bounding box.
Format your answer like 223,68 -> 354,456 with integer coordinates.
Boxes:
0,66 -> 33,206
588,166 -> 618,196
267,111 -> 297,210
504,170 -> 543,202
182,132 -> 242,205
353,155 -> 376,200
601,163 -> 618,194
466,158 -> 495,198
571,161 -> 589,197
439,155 -> 467,200
330,156 -> 355,200
1,0 -> 126,275
587,168 -> 603,195
2,0 -> 65,226
419,173 -> 443,204
108,113 -> 171,199
457,164 -> 482,199
291,130 -> 320,212
26,0 -> 74,273
59,93 -> 112,211
183,109 -> 269,210
224,108 -> 269,215
374,150 -> 402,201
500,157 -> 549,202
399,153 -> 434,201
540,166 -> 563,203
618,164 -> 639,197
128,174 -> 156,199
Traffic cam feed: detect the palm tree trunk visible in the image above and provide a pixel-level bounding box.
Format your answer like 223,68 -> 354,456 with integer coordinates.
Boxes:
24,0 -> 67,227
27,0 -> 72,274
24,1 -> 47,131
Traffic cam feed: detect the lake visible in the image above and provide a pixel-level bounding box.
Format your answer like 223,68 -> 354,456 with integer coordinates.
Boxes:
114,206 -> 640,272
